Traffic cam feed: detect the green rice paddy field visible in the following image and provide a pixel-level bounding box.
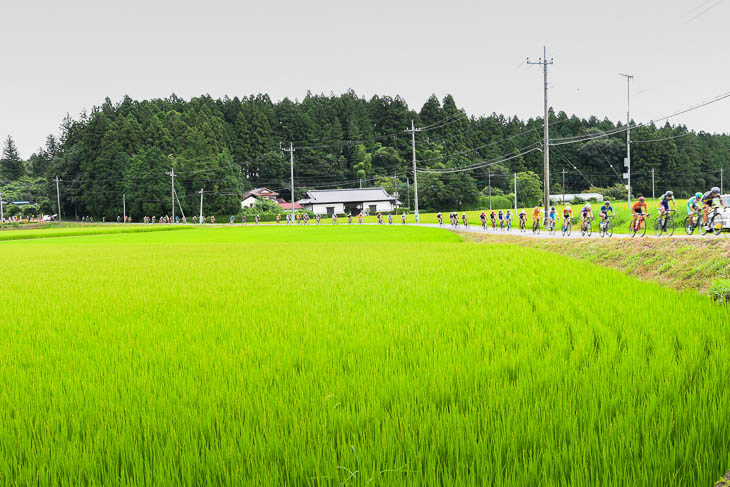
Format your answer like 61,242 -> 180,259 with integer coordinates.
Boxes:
0,225 -> 728,485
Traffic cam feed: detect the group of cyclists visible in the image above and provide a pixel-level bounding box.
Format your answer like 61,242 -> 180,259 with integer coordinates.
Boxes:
433,186 -> 726,237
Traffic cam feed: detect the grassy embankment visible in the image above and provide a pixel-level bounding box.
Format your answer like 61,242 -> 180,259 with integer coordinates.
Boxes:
462,231 -> 729,302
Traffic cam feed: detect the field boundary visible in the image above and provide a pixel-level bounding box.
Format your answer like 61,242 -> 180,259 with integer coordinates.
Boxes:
460,231 -> 730,301
0,225 -> 194,242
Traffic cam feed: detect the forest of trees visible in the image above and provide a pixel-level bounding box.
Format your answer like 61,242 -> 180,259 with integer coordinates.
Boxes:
1,91 -> 728,219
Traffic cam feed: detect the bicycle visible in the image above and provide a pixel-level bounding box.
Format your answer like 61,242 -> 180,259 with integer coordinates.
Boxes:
700,207 -> 723,236
581,217 -> 593,237
654,209 -> 675,237
499,219 -> 504,231
630,214 -> 649,238
598,215 -> 613,238
532,219 -> 540,234
562,218 -> 572,237
506,219 -> 512,231
547,218 -> 556,235
683,212 -> 701,235
519,218 -> 526,232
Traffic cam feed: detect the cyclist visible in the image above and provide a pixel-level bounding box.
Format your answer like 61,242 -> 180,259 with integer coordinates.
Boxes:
701,186 -> 725,225
580,203 -> 593,233
490,210 -> 497,229
686,192 -> 702,227
437,211 -> 443,225
631,196 -> 648,232
348,212 -> 353,224
658,191 -> 676,221
479,211 -> 487,229
462,213 -> 468,227
599,200 -> 614,230
562,205 -> 573,232
497,210 -> 504,229
332,213 -> 338,224
518,209 -> 527,229
401,212 -> 406,224
276,214 -> 281,224
547,206 -> 558,231
388,213 -> 393,224
532,206 -> 542,229
255,215 -> 260,224
358,212 -> 363,224
377,212 -> 383,224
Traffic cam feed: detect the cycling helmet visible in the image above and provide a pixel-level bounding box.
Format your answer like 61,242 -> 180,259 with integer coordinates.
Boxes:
585,203 -> 592,209
695,192 -> 702,199
604,200 -> 610,204
551,206 -> 555,211
566,205 -> 571,210
711,186 -> 721,194
639,196 -> 645,202
666,191 -> 673,197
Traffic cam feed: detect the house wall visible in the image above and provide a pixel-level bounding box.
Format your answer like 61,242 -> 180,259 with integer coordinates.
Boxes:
311,203 -> 345,215
304,200 -> 396,214
241,196 -> 258,209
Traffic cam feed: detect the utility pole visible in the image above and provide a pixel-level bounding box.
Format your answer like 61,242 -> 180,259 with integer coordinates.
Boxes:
198,188 -> 204,223
561,169 -> 566,204
513,173 -> 517,213
166,165 -> 175,222
54,176 -> 62,228
721,167 -> 724,194
282,142 -> 296,221
488,171 -> 492,210
123,193 -> 126,223
619,73 -> 634,209
651,168 -> 655,200
0,191 -> 4,223
527,46 -> 554,213
406,177 -> 410,209
408,120 -> 421,223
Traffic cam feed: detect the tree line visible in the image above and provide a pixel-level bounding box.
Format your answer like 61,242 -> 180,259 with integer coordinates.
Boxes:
1,91 -> 728,219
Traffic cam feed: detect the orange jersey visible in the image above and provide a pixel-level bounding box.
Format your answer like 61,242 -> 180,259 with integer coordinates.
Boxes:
632,201 -> 647,213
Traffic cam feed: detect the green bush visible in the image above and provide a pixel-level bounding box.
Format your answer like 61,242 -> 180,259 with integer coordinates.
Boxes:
710,279 -> 730,304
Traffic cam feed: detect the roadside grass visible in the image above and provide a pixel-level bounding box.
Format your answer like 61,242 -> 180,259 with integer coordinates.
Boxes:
462,231 -> 730,298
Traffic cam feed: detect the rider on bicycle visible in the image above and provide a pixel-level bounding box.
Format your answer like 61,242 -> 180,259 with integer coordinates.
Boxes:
631,197 -> 648,231
479,211 -> 487,228
490,210 -> 497,228
497,210 -> 504,226
686,192 -> 702,227
532,206 -> 542,228
562,205 -> 573,231
505,210 -> 513,227
580,203 -> 593,232
701,187 -> 725,224
518,209 -> 527,227
599,200 -> 614,229
547,206 -> 558,229
658,191 -> 676,220
462,213 -> 468,226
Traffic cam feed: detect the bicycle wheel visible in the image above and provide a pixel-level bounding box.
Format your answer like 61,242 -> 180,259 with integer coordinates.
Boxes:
533,221 -> 540,234
638,218 -> 647,237
654,217 -> 663,237
699,217 -> 709,236
666,215 -> 675,236
711,213 -> 723,235
599,219 -> 606,237
586,220 -> 592,237
606,219 -> 613,237
684,216 -> 694,235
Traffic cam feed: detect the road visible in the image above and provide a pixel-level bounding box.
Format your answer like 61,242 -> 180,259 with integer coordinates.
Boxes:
417,222 -> 727,240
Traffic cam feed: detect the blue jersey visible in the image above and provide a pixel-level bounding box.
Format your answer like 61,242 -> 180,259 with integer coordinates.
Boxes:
600,204 -> 613,213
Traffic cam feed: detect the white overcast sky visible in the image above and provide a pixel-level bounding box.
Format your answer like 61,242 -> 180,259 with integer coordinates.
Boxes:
1,0 -> 728,157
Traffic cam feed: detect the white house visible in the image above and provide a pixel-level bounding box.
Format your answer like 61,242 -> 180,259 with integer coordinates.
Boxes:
298,188 -> 398,215
241,188 -> 279,209
549,192 -> 604,204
